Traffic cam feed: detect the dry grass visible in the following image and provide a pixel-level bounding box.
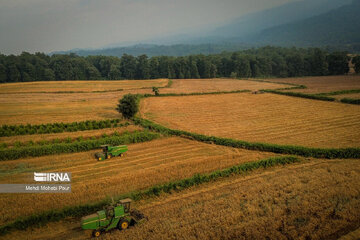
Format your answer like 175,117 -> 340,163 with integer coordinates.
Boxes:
270,75 -> 360,94
0,137 -> 278,224
0,125 -> 142,146
0,89 -> 153,125
0,79 -> 168,93
141,93 -> 360,148
161,78 -> 288,94
6,158 -> 360,240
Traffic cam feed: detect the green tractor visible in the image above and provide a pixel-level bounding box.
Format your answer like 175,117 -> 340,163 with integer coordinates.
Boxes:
95,145 -> 128,161
81,198 -> 147,237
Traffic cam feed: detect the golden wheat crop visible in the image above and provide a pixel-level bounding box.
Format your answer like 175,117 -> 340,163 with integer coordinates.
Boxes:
0,137 -> 278,224
6,158 -> 360,240
162,78 -> 288,94
0,88 -> 153,125
0,79 -> 168,93
141,92 -> 360,148
270,75 -> 360,93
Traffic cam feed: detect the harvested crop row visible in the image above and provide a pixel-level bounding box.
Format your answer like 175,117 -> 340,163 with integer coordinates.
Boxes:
6,158 -> 360,240
141,93 -> 360,148
0,137 -> 278,224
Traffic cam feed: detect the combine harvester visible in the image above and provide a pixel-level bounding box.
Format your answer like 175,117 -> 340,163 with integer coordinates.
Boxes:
81,198 -> 147,237
95,145 -> 128,161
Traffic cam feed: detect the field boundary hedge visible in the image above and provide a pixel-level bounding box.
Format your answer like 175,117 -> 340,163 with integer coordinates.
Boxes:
340,98 -> 360,105
133,117 -> 360,159
0,155 -> 299,236
0,131 -> 160,161
3,129 -> 140,149
141,89 -> 251,98
316,89 -> 360,96
0,120 -> 129,137
262,89 -> 336,102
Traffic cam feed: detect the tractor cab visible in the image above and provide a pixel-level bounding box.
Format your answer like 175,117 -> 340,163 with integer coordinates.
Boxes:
118,198 -> 132,213
101,145 -> 110,153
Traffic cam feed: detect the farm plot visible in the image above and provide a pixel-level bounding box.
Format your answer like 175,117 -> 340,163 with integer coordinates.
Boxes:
0,79 -> 168,94
141,93 -> 360,148
0,137 -> 278,224
7,158 -> 360,240
0,88 -> 152,125
271,75 -> 360,94
161,78 -> 289,94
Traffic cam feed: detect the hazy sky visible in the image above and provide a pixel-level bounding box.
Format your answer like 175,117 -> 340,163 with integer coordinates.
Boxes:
0,0 -> 295,54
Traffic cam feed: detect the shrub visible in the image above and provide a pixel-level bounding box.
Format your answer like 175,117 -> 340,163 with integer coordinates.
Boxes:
152,87 -> 160,96
116,94 -> 140,119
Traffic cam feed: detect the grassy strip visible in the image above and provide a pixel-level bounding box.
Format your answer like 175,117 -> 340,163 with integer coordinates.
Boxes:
133,117 -> 360,159
262,89 -> 336,102
0,120 -> 128,137
0,155 -> 300,235
340,98 -> 360,105
316,89 -> 360,96
142,89 -> 251,98
236,78 -> 305,87
162,79 -> 173,88
0,131 -> 160,161
6,130 -> 138,149
273,85 -> 307,91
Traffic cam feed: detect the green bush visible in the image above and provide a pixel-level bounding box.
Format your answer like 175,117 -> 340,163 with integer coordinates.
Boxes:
116,94 -> 140,119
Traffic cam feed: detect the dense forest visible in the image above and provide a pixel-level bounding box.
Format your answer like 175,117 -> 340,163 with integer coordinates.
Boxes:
0,47 -> 354,83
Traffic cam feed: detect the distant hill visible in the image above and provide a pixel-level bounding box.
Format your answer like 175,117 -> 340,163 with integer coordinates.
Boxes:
208,0 -> 352,39
52,0 -> 360,57
51,43 -> 253,57
250,0 -> 360,47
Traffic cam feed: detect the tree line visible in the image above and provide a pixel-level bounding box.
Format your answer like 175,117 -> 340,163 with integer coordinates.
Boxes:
0,46 -> 356,83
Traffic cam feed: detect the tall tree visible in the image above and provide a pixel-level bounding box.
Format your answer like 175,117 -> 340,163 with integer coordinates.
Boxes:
327,52 -> 350,75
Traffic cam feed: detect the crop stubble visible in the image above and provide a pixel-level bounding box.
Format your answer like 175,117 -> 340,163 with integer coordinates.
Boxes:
141,93 -> 360,148
0,137 -> 277,225
5,158 -> 360,240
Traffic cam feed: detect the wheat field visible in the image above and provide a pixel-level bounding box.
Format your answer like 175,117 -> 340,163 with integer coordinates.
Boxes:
0,79 -> 168,93
0,137 -> 278,224
141,92 -> 360,148
161,78 -> 288,93
6,158 -> 360,240
271,75 -> 360,93
0,88 -> 154,125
